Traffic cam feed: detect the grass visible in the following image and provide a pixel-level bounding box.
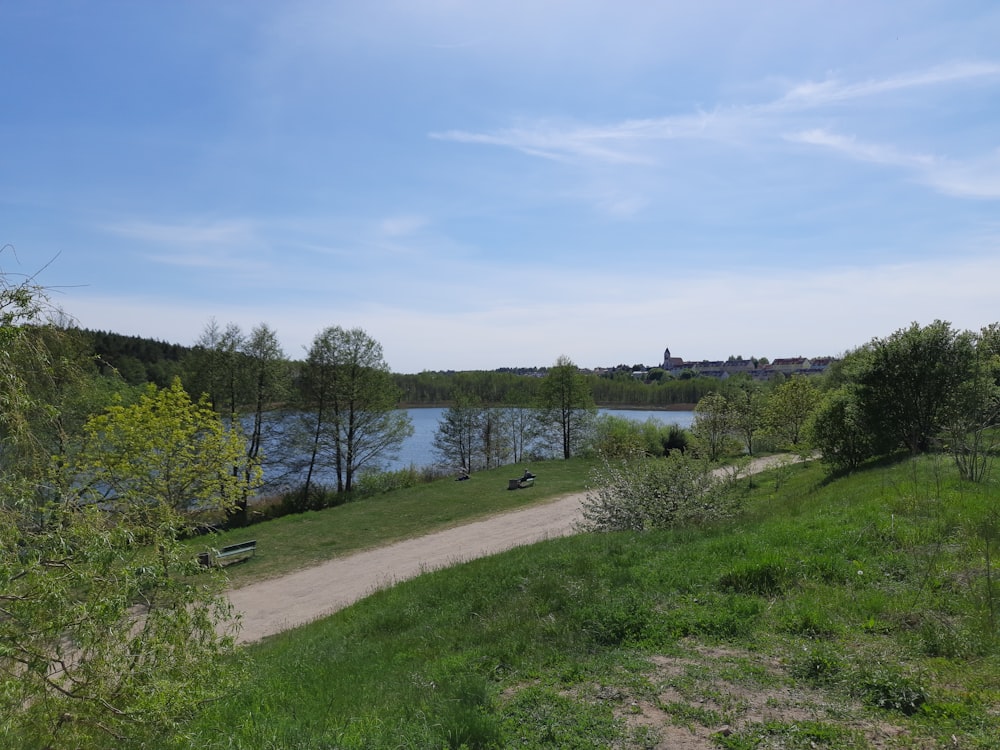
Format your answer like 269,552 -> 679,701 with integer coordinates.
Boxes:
177,454 -> 1000,749
190,457 -> 597,585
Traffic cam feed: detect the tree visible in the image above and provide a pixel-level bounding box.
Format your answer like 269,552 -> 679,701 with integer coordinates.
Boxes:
728,381 -> 766,456
69,378 -> 257,516
939,325 -> 1000,481
186,318 -> 247,417
808,386 -> 872,472
235,323 -> 287,524
855,320 -> 977,454
1,271 -> 252,746
433,393 -> 483,472
691,392 -> 733,461
536,355 -> 595,459
765,375 -> 821,448
298,327 -> 412,494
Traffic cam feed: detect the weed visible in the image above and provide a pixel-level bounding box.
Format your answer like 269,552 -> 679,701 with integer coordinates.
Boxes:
789,644 -> 845,686
718,556 -> 791,596
714,720 -> 867,749
853,661 -> 929,715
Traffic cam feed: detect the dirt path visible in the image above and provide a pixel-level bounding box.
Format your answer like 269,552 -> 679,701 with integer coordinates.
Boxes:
227,455 -> 798,643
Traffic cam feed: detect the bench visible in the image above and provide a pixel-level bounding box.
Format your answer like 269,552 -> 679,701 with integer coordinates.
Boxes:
203,540 -> 257,566
507,477 -> 535,490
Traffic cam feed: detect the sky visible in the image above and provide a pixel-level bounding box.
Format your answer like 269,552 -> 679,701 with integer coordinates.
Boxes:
2,1 -> 999,373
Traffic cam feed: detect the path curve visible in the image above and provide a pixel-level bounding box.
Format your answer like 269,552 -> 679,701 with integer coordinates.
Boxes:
227,455 -> 798,643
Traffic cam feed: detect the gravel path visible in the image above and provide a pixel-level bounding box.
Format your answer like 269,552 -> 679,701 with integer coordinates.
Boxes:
227,455 -> 798,643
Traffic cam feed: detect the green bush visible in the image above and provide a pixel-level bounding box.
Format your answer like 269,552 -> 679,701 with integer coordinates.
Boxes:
580,452 -> 737,532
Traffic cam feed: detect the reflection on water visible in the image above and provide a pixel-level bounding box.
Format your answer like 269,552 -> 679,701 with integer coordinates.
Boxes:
386,407 -> 696,473
257,407 -> 696,486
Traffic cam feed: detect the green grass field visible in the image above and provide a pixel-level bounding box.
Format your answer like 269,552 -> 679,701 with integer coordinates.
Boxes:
179,455 -> 1000,749
193,458 -> 598,586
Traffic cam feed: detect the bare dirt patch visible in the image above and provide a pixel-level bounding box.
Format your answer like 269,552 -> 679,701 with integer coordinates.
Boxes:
605,643 -> 910,749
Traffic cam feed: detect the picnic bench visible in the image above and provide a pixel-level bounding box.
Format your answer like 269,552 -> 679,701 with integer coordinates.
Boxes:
200,540 -> 257,567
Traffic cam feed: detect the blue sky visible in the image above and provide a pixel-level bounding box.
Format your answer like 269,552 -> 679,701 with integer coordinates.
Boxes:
3,2 -> 999,373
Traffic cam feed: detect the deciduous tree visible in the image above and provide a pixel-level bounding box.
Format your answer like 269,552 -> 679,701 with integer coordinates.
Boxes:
1,273 -> 252,747
691,392 -> 733,461
765,375 -> 821,448
298,327 -> 412,494
536,355 -> 595,459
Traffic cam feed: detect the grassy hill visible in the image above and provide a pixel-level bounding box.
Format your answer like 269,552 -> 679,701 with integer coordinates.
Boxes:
183,456 -> 999,749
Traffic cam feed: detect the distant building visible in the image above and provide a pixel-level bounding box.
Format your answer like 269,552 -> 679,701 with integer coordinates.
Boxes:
659,347 -> 836,379
662,347 -> 685,370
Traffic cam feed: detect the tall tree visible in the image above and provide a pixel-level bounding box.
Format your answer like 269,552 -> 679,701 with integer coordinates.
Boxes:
299,327 -> 412,493
536,355 -> 595,459
187,318 -> 247,416
432,393 -> 483,472
234,323 -> 287,524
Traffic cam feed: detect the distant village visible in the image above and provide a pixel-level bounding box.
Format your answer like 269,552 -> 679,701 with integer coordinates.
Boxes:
590,347 -> 838,381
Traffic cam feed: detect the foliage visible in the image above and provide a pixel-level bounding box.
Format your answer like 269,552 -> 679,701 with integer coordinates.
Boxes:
0,491 -> 242,748
431,393 -> 523,472
296,326 -> 413,495
67,378 -> 259,517
0,272 -> 247,747
590,413 -> 689,459
765,375 -> 821,448
579,452 -> 736,532
854,320 -> 980,455
691,391 -> 735,461
939,324 -> 1000,482
536,355 -> 596,459
728,381 -> 767,455
432,392 -> 483,471
809,320 -> 1000,477
84,328 -> 189,387
808,386 -> 873,472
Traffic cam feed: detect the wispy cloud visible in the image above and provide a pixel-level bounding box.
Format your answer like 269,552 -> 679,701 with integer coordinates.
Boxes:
431,111 -> 723,165
102,218 -> 278,272
378,214 -> 429,237
787,129 -> 1000,199
432,62 -> 1000,207
773,61 -> 1000,109
104,219 -> 259,247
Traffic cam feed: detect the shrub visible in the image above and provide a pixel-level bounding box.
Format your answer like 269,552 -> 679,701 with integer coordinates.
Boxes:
853,662 -> 929,715
580,452 -> 737,532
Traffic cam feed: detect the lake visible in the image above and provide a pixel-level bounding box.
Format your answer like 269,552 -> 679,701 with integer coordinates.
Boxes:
383,407 -> 696,473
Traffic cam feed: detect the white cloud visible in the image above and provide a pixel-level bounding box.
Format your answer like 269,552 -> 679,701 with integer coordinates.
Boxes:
774,61 -> 1000,109
432,62 -> 1000,211
104,219 -> 259,247
378,214 -> 429,237
787,130 -> 1000,199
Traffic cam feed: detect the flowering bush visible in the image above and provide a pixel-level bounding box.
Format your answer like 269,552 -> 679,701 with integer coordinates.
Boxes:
579,452 -> 739,532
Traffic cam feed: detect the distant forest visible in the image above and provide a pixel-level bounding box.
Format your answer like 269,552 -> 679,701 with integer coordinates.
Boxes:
78,328 -> 760,409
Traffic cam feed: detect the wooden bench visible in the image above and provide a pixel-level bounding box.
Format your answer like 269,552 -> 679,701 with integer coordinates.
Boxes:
204,540 -> 257,566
